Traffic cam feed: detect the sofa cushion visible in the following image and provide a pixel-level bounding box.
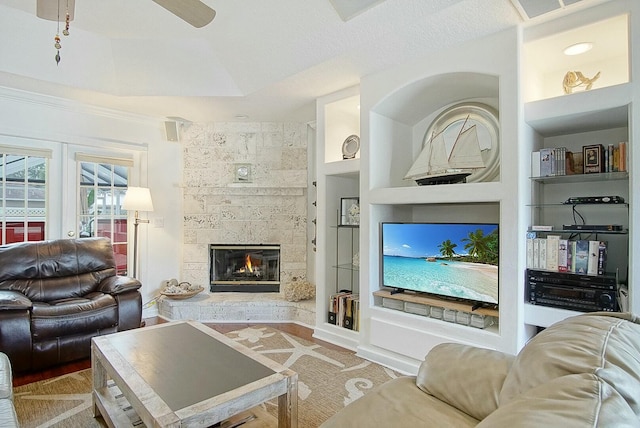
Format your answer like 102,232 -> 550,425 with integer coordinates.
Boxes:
0,237 -> 117,302
30,292 -> 118,340
319,376 -> 479,428
416,343 -> 515,421
479,373 -> 637,427
499,312 -> 640,417
0,353 -> 12,401
0,399 -> 18,428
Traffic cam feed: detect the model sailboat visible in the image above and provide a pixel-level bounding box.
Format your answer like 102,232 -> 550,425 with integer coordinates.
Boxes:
404,115 -> 485,185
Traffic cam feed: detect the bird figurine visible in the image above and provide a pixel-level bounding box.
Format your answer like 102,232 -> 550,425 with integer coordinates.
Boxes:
563,71 -> 601,94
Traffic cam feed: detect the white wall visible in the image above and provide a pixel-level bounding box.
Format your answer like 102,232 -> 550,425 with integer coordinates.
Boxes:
0,86 -> 182,317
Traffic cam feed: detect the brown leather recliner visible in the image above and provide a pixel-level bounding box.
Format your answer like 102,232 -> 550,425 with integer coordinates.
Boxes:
0,237 -> 142,373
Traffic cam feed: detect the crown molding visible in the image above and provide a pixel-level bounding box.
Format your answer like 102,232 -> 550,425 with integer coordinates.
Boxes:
0,85 -> 160,126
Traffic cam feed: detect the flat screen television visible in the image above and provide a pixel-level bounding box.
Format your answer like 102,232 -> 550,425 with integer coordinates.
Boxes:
381,222 -> 499,307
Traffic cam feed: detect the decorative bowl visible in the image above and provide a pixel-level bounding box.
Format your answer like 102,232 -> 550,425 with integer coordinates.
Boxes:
160,285 -> 204,300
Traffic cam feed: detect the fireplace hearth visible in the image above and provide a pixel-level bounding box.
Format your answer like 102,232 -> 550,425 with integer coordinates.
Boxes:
210,244 -> 280,292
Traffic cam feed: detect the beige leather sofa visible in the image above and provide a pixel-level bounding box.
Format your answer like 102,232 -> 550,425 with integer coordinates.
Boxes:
321,312 -> 640,427
0,352 -> 18,428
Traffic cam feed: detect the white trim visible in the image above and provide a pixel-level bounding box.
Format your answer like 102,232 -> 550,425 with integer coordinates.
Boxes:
0,86 -> 159,125
75,152 -> 134,167
0,144 -> 52,158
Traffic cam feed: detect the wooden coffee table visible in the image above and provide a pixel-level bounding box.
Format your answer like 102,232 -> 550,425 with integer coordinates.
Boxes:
91,321 -> 298,427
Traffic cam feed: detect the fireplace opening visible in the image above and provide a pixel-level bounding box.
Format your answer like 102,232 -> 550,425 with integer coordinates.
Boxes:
209,244 -> 280,292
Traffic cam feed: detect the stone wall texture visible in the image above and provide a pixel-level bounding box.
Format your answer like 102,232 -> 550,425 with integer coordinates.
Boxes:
181,122 -> 309,297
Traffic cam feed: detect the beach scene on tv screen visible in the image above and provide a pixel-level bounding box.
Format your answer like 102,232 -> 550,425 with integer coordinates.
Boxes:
382,223 -> 499,304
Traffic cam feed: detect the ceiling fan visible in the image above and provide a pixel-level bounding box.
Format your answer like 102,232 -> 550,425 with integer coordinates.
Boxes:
36,0 -> 216,28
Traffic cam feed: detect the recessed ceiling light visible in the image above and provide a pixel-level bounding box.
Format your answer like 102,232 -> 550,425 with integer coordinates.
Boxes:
563,42 -> 593,56
234,114 -> 249,120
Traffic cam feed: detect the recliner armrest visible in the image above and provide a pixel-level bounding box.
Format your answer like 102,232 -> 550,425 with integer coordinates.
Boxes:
416,343 -> 515,421
0,291 -> 32,311
99,276 -> 142,295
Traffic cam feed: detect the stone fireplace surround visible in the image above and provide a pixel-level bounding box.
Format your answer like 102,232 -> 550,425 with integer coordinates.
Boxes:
157,121 -> 315,325
157,293 -> 315,326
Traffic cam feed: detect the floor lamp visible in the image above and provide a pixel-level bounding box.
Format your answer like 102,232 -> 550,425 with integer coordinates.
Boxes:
122,187 -> 154,279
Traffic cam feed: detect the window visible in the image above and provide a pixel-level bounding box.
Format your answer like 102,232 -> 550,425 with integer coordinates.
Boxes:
0,145 -> 137,277
0,148 -> 50,245
77,157 -> 130,275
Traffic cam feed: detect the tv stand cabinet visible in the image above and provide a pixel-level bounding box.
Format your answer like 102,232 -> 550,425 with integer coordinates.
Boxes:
373,290 -> 499,318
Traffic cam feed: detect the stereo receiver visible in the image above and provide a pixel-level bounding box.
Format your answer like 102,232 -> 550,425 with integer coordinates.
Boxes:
526,269 -> 618,312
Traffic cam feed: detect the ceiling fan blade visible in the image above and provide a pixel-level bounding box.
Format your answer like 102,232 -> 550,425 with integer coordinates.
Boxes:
36,0 -> 76,21
151,0 -> 216,28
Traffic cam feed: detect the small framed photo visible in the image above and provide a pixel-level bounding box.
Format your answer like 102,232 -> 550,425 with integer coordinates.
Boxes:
234,163 -> 252,182
583,144 -> 604,174
340,197 -> 360,226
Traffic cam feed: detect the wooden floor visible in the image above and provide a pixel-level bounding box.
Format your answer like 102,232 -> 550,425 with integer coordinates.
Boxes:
13,318 -> 344,387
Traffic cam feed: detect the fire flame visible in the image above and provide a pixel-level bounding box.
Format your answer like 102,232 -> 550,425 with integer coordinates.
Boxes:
244,254 -> 253,273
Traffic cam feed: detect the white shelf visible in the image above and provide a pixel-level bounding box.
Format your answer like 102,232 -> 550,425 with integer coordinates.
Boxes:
524,84 -> 631,136
369,182 -> 504,205
323,158 -> 360,177
524,303 -> 584,328
530,171 -> 628,184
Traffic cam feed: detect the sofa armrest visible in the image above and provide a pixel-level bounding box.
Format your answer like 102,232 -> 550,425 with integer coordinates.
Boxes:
0,290 -> 32,311
416,343 -> 515,421
99,275 -> 142,295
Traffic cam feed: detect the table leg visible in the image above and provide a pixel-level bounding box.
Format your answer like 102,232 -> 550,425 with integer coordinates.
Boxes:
278,371 -> 298,428
91,345 -> 108,418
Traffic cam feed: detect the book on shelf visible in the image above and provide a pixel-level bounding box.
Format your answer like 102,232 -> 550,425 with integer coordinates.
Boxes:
583,144 -> 605,174
568,240 -> 576,273
531,151 -> 541,177
584,142 -> 627,174
328,291 -> 359,331
557,238 -> 568,272
538,238 -> 547,270
587,240 -> 599,275
539,148 -> 554,177
555,147 -> 566,176
545,235 -> 560,272
532,237 -> 542,269
604,142 -> 627,173
525,235 -> 608,277
620,142 -> 627,172
597,241 -> 607,275
573,151 -> 584,174
534,147 -> 568,177
573,240 -> 589,274
531,142 -> 626,177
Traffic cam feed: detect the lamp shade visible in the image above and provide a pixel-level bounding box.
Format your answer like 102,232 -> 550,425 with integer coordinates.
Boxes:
122,187 -> 154,212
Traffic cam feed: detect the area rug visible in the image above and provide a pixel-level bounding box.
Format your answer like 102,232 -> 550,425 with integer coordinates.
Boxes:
13,326 -> 402,427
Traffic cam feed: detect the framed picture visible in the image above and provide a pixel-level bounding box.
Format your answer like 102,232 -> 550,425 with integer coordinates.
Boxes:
234,163 -> 252,182
583,144 -> 604,174
340,197 -> 360,226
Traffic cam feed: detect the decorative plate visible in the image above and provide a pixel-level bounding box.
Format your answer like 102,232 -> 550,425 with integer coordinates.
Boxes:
342,134 -> 360,159
423,102 -> 500,183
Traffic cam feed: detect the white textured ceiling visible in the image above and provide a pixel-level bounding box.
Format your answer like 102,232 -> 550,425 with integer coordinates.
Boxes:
0,0 -> 529,122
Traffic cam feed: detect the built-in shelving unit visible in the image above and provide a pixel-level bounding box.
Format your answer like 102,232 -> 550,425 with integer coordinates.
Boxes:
354,26 -> 526,374
313,0 -> 639,374
522,2 -> 636,329
314,86 -> 362,349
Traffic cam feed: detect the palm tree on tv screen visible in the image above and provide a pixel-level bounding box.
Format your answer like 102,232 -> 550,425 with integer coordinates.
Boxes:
462,228 -> 498,265
438,239 -> 457,259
